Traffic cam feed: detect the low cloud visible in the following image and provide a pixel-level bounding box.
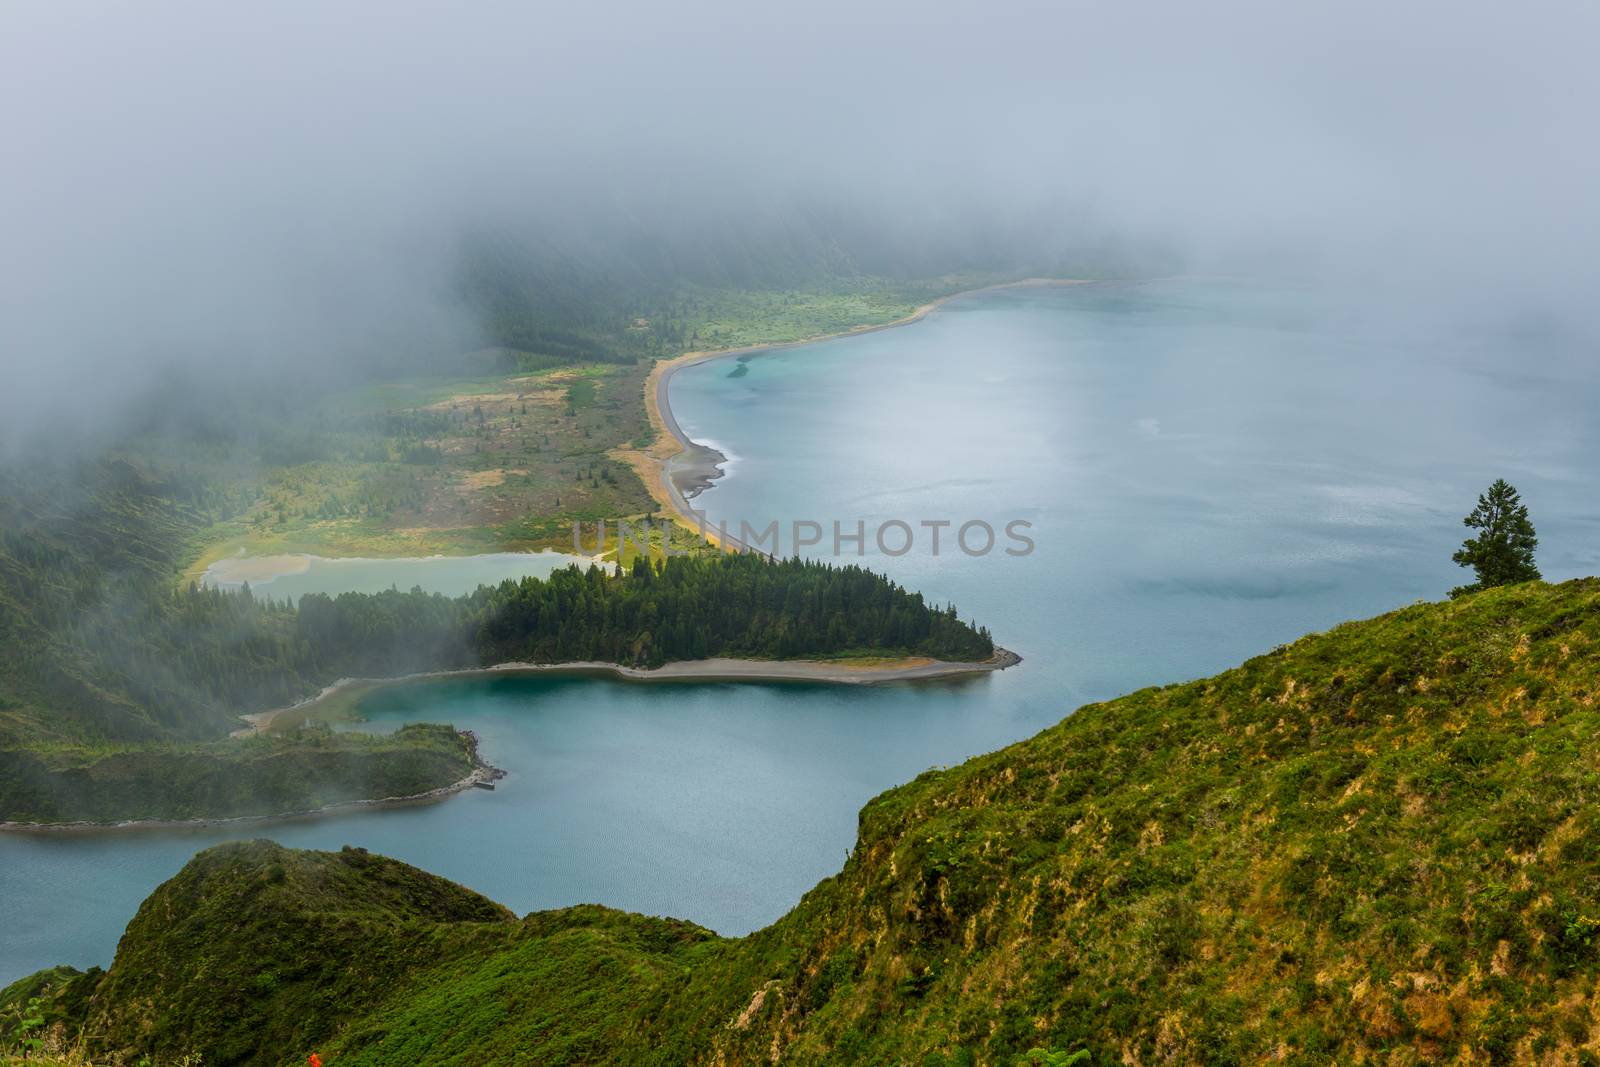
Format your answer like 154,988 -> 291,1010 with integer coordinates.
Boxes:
3,0 -> 1596,443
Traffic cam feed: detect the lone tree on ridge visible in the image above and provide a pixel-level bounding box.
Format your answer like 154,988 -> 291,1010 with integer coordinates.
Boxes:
1451,478 -> 1540,598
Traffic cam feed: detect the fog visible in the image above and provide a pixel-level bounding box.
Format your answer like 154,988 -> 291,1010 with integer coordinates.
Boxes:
4,0 -> 1597,440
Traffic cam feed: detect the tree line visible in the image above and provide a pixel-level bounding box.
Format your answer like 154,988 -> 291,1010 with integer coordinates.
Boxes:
302,556 -> 985,671
298,553 -> 994,673
121,554 -> 993,733
53,551 -> 992,743
0,461 -> 989,747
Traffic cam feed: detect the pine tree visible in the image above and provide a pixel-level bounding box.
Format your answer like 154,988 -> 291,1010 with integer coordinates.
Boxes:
1451,479 -> 1540,598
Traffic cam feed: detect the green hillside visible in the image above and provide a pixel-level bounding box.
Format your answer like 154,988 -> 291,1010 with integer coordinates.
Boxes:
12,578 -> 1600,1064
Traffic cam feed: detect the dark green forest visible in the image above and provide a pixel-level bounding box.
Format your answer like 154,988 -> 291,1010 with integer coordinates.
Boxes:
116,552 -> 992,736
311,552 -> 994,671
71,551 -> 992,751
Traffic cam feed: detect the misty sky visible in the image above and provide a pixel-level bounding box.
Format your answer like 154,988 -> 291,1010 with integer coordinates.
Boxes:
4,0 -> 1597,436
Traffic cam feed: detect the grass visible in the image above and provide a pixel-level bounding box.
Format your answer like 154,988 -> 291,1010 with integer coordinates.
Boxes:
247,680 -> 384,733
23,579 -> 1600,1063
670,284 -> 926,349
664,275 -> 1021,351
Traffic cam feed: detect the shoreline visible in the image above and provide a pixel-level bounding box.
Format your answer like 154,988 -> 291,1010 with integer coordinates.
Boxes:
4,649 -> 1021,833
49,280 -> 1050,833
244,647 -> 1025,734
623,277 -> 1090,551
0,732 -> 506,835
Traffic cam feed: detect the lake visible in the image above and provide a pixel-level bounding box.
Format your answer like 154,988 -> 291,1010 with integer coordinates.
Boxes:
5,278 -> 1599,982
200,549 -> 597,601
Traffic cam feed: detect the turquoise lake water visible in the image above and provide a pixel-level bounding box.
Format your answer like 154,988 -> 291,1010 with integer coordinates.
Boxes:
200,549 -> 596,601
5,279 -> 1598,982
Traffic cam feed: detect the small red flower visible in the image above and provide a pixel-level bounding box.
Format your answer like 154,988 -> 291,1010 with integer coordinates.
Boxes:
308,1055 -> 323,1067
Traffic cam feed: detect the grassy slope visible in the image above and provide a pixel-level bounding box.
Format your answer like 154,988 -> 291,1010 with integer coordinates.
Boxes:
666,278 -> 972,350
16,579 -> 1600,1064
692,577 -> 1600,1065
95,841 -> 515,1064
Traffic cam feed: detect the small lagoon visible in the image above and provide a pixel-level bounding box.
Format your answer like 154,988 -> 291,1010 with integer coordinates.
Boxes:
201,549 -> 598,602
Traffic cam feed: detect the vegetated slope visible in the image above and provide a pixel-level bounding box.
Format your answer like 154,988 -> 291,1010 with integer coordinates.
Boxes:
0,461 -> 485,824
96,841 -> 516,1065
0,460 -> 234,745
690,578 -> 1600,1065
5,842 -> 717,1067
15,579 -> 1600,1064
0,723 -> 479,824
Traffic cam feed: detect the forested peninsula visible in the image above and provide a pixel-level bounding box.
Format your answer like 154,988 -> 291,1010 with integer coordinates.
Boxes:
0,463 -> 995,825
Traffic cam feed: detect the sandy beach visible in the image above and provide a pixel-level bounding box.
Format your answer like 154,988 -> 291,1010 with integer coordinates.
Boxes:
617,277 -> 1088,552
202,553 -> 315,585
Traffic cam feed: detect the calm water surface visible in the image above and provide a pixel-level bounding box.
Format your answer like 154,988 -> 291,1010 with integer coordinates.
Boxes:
5,280 -> 1599,981
201,549 -> 594,601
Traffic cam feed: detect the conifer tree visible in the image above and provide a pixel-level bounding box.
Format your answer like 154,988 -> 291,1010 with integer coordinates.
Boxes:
1451,479 -> 1540,597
